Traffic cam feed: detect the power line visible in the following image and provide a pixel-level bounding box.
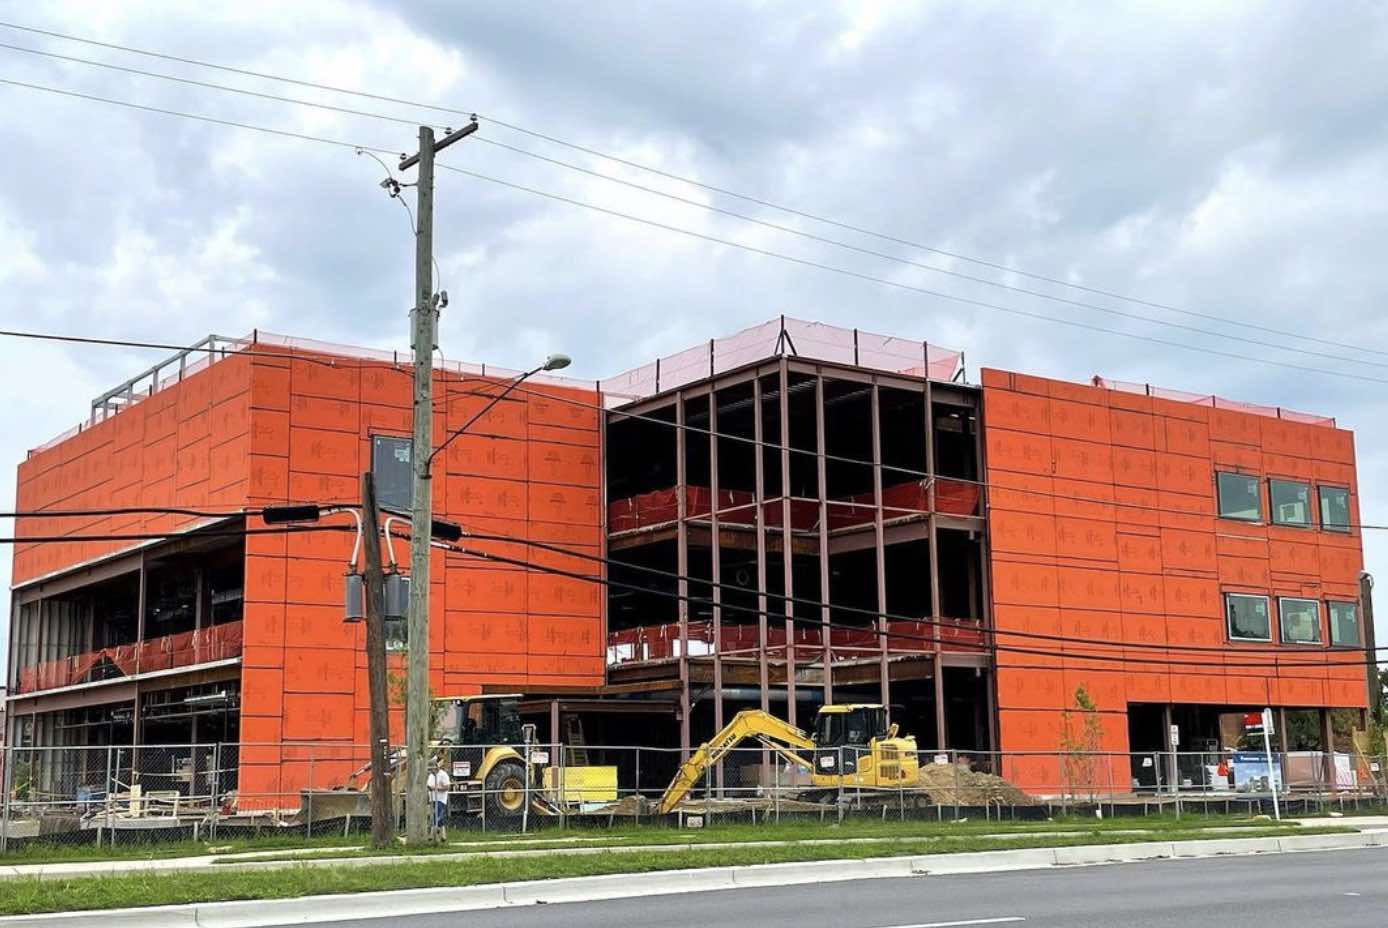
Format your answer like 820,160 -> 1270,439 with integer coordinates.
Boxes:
465,529 -> 1380,659
450,540 -> 1382,671
435,161 -> 1388,388
3,323 -> 1381,532
1,18 -> 1380,361
4,524 -> 342,545
4,37 -> 1384,373
8,74 -> 1388,391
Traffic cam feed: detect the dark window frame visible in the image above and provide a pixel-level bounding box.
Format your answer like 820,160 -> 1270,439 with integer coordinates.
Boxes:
1268,477 -> 1314,529
1277,596 -> 1322,646
1318,485 -> 1351,533
1215,472 -> 1263,523
1328,601 -> 1360,648
1225,592 -> 1273,643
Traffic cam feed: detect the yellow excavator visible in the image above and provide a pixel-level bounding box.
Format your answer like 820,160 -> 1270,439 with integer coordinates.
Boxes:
657,704 -> 919,813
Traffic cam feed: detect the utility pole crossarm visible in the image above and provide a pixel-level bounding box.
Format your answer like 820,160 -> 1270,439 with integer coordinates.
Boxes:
399,118 -> 478,172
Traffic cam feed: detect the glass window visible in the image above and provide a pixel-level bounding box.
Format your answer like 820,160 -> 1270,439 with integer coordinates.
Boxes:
372,436 -> 413,512
1278,597 -> 1321,644
1320,486 -> 1351,532
1269,479 -> 1312,527
1216,472 -> 1261,521
1329,602 -> 1359,647
1226,593 -> 1271,642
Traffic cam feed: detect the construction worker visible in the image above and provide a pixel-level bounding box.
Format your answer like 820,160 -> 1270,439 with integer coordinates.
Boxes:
427,758 -> 450,840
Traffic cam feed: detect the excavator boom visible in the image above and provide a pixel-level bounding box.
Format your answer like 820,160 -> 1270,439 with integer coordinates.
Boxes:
656,709 -> 815,814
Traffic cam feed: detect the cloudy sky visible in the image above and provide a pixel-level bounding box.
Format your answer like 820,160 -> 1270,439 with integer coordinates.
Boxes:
1,2 -> 1386,653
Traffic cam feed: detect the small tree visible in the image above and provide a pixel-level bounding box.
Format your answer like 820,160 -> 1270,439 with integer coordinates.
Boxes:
1059,684 -> 1105,803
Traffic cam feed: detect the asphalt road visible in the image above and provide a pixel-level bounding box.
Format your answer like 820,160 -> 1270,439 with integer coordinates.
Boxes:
270,847 -> 1388,928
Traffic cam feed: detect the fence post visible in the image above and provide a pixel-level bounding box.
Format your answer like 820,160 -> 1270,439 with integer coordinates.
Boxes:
555,740 -> 565,832
836,746 -> 845,823
210,743 -> 220,843
952,750 -> 961,821
304,749 -> 314,838
0,744 -> 11,855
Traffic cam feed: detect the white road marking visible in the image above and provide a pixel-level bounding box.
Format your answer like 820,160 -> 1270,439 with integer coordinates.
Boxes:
1345,892 -> 1361,896
878,919 -> 1026,928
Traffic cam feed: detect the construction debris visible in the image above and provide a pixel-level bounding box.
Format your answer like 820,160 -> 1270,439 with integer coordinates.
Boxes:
916,763 -> 1037,806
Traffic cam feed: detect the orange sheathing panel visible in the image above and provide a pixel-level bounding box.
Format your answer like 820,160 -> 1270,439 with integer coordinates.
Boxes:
997,708 -> 1069,750
448,393 -> 527,439
251,409 -> 291,455
985,389 -> 1051,431
285,560 -> 346,606
1218,555 -> 1270,589
1269,538 -> 1319,577
1155,453 -> 1211,496
1314,460 -> 1355,485
448,475 -> 527,520
527,616 -> 601,656
1319,543 -> 1363,585
1054,517 -> 1117,562
446,434 -> 527,479
529,574 -> 602,616
1062,669 -> 1126,711
1050,478 -> 1116,523
1260,418 -> 1313,458
1264,452 -> 1314,481
1225,673 -> 1271,706
1050,437 -> 1113,484
288,427 -> 359,478
529,519 -> 602,548
1049,398 -> 1110,443
1217,533 -> 1268,560
529,441 -> 600,487
527,483 -> 601,526
287,472 -> 358,507
282,693 -> 354,740
360,366 -> 411,406
1159,528 -> 1216,572
996,668 -> 1066,710
527,423 -> 597,447
979,368 -> 1011,389
989,510 -> 1057,556
241,667 -> 284,716
177,410 -> 210,449
176,436 -> 210,488
285,604 -> 354,650
1120,573 -> 1165,615
444,652 -> 527,676
1056,566 -> 1121,611
1112,447 -> 1156,488
1318,428 -> 1355,465
1151,396 -> 1209,424
446,568 -> 528,613
251,363 -> 291,411
248,453 -> 289,500
1117,534 -> 1162,573
245,555 -> 288,604
290,395 -> 360,433
283,647 -> 355,693
991,561 -> 1059,607
447,613 -> 526,653
285,529 -> 353,563
526,388 -> 599,431
987,471 -> 1054,515
1113,487 -> 1160,531
243,603 -> 286,650
362,403 -> 411,435
209,437 -> 249,493
290,356 -> 360,402
1211,440 -> 1261,469
1011,373 -> 1052,398
1109,408 -> 1156,449
1163,417 -> 1210,458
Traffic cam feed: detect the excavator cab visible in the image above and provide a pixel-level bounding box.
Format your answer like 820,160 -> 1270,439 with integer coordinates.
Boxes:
810,704 -> 916,784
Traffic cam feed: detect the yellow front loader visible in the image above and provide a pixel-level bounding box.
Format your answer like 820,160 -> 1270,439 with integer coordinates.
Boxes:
657,704 -> 919,813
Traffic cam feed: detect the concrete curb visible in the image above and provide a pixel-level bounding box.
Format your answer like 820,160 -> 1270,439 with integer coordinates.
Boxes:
2,832 -> 1385,927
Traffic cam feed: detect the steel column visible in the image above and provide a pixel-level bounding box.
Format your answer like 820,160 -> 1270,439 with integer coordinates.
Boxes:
924,346 -> 945,750
815,375 -> 832,705
753,377 -> 770,713
870,382 -> 889,712
676,393 -> 691,761
709,388 -> 725,794
778,359 -> 797,727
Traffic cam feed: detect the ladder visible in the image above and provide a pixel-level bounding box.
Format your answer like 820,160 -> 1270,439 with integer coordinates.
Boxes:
565,716 -> 590,767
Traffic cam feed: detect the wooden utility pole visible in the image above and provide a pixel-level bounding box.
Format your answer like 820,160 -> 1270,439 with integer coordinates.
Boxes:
360,472 -> 393,849
399,118 -> 478,845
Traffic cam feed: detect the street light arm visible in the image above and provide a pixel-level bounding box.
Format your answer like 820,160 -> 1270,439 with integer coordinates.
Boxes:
426,364 -> 543,469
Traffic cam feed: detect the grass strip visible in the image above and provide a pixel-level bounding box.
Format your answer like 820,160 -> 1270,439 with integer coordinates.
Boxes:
0,810 -> 1326,867
0,826 -> 1352,916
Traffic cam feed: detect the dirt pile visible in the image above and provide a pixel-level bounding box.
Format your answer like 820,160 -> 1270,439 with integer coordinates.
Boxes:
916,763 -> 1036,806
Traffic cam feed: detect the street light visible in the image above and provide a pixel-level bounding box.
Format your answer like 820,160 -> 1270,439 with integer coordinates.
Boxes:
405,352 -> 572,844
425,354 -> 573,470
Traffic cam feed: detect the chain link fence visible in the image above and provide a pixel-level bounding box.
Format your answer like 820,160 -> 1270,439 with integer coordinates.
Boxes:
2,742 -> 1386,853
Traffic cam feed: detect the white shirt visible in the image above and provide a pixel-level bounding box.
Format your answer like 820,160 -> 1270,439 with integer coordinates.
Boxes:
428,769 -> 450,803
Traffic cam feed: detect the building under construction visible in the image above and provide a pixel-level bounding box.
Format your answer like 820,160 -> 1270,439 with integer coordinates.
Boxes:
6,317 -> 1373,802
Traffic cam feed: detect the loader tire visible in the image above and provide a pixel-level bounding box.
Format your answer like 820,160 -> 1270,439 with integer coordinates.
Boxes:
484,759 -> 528,827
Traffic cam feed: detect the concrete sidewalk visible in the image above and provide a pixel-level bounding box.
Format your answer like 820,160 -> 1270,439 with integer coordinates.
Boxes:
0,821 -> 1351,882
0,831 -> 1384,928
